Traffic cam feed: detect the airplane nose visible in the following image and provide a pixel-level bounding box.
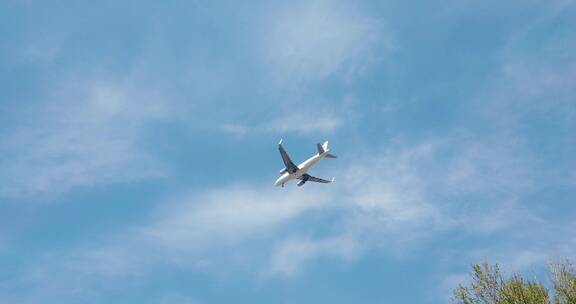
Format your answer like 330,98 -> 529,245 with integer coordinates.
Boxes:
274,175 -> 286,187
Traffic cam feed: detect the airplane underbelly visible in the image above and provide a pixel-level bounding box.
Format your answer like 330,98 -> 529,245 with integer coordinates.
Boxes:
293,168 -> 309,178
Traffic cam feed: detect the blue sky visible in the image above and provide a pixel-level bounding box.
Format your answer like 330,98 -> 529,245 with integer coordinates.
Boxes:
1,0 -> 575,303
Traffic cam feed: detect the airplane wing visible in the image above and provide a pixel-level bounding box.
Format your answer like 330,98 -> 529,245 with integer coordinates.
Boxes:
298,174 -> 334,184
278,139 -> 298,174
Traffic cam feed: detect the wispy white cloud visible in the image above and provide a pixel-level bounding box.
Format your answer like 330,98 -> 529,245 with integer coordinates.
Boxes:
17,135 -> 541,283
0,78 -> 172,199
142,187 -> 331,249
479,61 -> 576,128
265,112 -> 342,134
435,18 -> 576,293
220,123 -> 250,136
266,236 -> 359,277
34,187 -> 334,281
0,187 -> 336,302
3,1 -> 575,302
263,0 -> 390,85
5,129 -> 561,302
221,112 -> 343,136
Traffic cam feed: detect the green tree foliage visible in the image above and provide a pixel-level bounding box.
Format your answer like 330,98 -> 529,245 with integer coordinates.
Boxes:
551,261 -> 576,304
452,260 -> 576,304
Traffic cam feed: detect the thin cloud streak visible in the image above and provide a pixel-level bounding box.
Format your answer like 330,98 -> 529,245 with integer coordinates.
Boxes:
263,0 -> 390,86
266,236 -> 360,277
220,112 -> 344,136
1,0 -> 575,303
11,134 -> 547,295
0,78 -> 172,199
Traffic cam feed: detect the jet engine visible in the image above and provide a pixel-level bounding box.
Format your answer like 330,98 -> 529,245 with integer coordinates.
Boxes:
297,179 -> 306,187
279,168 -> 288,175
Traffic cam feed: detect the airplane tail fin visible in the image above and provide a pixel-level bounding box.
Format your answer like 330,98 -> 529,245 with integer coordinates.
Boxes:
317,141 -> 337,158
316,143 -> 325,154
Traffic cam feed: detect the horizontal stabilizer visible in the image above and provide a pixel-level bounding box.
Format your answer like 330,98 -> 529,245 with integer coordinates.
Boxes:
325,153 -> 337,158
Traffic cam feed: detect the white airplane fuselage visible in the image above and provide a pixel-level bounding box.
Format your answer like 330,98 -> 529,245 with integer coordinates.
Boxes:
274,152 -> 327,187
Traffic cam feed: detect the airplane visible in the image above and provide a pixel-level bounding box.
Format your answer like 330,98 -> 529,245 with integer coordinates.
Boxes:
274,139 -> 336,187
